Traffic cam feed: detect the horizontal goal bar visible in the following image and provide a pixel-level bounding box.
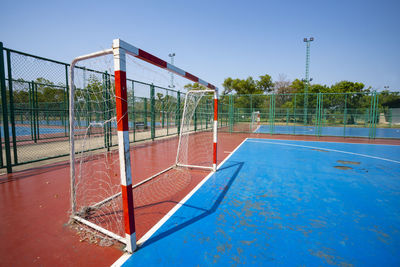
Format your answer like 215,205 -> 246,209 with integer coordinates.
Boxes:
113,39 -> 217,90
73,215 -> 126,244
176,164 -> 214,171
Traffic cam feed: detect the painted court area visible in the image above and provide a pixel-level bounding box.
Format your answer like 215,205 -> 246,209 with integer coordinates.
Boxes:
121,138 -> 400,266
1,133 -> 399,266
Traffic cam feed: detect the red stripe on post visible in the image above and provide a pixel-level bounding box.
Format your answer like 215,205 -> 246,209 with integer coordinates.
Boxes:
185,72 -> 199,83
213,142 -> 217,164
138,49 -> 168,69
115,70 -> 129,131
214,99 -> 218,121
121,184 -> 136,235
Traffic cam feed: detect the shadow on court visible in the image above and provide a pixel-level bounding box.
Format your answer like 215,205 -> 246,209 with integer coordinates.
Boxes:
139,161 -> 244,249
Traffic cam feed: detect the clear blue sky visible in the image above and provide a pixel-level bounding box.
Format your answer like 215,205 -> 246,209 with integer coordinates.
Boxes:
1,0 -> 399,91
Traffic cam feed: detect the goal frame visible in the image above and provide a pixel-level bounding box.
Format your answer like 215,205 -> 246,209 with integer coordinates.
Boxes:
251,110 -> 261,132
69,39 -> 218,253
175,89 -> 218,171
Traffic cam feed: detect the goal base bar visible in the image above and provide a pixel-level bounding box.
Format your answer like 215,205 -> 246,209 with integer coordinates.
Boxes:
176,163 -> 214,171
73,215 -> 127,244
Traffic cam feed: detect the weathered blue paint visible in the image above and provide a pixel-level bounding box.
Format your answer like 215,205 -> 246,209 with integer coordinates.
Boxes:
255,124 -> 400,139
123,139 -> 400,266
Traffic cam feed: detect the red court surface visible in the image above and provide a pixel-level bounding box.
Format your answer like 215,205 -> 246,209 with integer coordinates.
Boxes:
1,133 -> 399,266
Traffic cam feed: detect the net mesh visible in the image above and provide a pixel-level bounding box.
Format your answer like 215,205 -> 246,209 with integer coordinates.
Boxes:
70,55 -> 125,244
250,111 -> 260,132
176,90 -> 214,169
69,48 -> 216,248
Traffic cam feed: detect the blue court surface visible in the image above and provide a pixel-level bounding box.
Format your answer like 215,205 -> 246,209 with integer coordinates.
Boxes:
119,138 -> 400,266
255,125 -> 400,139
0,125 -> 68,137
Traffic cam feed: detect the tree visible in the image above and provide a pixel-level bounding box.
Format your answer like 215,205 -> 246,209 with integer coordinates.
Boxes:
274,74 -> 292,94
184,82 -> 208,91
222,74 -> 273,95
256,74 -> 274,93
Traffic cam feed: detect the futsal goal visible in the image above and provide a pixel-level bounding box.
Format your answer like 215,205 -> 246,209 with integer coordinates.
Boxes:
69,39 -> 218,253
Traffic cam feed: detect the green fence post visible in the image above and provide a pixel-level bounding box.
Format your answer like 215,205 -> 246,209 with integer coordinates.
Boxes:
161,98 -> 165,128
150,84 -> 155,140
293,94 -> 297,135
343,94 -> 348,137
166,90 -> 169,135
373,93 -> 379,139
29,82 -> 33,140
35,82 -> 39,140
286,108 -> 289,127
6,49 -> 17,164
177,91 -> 181,134
30,81 -> 37,143
206,98 -> 209,129
144,97 -> 148,130
368,92 -> 376,139
269,94 -> 273,134
229,95 -> 233,133
272,94 -> 276,133
250,95 -> 253,121
314,93 -> 319,137
320,94 -> 324,136
0,42 -> 12,173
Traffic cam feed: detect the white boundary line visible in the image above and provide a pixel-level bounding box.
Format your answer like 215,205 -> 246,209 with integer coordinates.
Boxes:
137,137 -> 248,246
247,137 -> 400,147
111,253 -> 131,267
246,139 -> 400,164
111,138 -> 249,267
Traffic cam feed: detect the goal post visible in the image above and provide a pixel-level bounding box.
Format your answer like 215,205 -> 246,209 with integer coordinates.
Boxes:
69,39 -> 218,253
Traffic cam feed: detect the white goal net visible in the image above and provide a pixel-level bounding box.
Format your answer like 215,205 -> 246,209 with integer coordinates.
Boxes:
68,39 -> 218,252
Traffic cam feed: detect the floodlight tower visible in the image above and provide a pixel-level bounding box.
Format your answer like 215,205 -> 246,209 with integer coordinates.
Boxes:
168,53 -> 176,89
303,37 -> 314,125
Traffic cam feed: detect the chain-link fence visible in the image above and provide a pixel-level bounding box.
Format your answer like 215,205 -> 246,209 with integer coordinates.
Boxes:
1,43 -> 399,172
219,93 -> 400,138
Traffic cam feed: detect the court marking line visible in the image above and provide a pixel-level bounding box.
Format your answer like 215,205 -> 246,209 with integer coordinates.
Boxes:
112,138 -> 249,267
137,137 -> 248,246
111,253 -> 131,267
247,137 -> 400,147
247,139 -> 400,164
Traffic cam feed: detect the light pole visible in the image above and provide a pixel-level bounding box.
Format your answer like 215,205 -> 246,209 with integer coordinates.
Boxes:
168,53 -> 175,89
303,37 -> 314,125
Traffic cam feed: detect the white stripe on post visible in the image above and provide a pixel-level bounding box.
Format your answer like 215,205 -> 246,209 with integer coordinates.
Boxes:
213,89 -> 218,171
113,43 -> 137,253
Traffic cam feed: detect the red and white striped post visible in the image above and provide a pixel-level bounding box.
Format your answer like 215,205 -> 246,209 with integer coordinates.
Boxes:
113,42 -> 137,253
213,89 -> 218,171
